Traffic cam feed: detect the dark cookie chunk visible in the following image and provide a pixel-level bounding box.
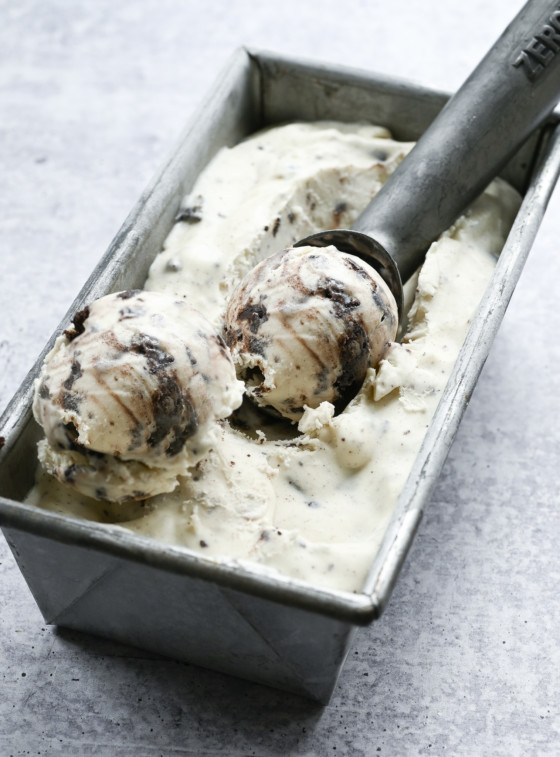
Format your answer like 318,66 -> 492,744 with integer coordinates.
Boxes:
63,359 -> 83,390
175,198 -> 203,223
148,377 -> 198,456
117,290 -> 142,300
237,299 -> 268,334
333,320 -> 370,405
64,306 -> 90,342
333,201 -> 348,225
129,334 -> 175,374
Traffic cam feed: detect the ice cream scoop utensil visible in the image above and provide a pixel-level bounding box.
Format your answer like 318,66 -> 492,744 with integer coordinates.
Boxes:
299,0 -> 560,320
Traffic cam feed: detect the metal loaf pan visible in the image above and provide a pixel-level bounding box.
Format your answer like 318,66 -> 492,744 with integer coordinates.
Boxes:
1,48 -> 559,704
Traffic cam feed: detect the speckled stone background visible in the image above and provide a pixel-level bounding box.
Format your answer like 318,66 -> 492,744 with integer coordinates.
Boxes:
1,1 -> 560,755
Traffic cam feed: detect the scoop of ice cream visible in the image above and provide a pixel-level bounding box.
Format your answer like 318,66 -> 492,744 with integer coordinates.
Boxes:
33,289 -> 244,502
223,245 -> 398,421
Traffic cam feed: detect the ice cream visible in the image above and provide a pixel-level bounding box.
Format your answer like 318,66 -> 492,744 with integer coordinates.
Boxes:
224,244 -> 398,421
32,289 -> 244,502
27,121 -> 521,592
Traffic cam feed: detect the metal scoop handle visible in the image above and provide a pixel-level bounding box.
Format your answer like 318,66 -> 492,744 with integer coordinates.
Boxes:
300,0 -> 560,318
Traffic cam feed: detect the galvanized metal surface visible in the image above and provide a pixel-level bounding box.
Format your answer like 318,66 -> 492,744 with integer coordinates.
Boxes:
0,48 -> 559,702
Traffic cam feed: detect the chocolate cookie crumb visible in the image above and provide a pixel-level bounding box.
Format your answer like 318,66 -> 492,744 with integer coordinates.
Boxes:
175,199 -> 203,223
116,290 -> 142,300
64,306 -> 90,341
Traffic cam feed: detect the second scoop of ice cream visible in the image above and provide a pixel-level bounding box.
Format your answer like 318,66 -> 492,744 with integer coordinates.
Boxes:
224,245 -> 398,421
33,289 -> 244,502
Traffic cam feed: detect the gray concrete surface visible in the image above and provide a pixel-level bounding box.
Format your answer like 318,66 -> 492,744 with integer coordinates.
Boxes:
1,1 -> 559,755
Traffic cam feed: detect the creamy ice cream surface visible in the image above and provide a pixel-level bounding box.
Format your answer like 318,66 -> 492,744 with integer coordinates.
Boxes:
27,121 -> 522,592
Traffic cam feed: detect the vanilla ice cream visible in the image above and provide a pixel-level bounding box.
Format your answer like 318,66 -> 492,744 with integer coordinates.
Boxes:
27,121 -> 521,591
32,289 -> 243,502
